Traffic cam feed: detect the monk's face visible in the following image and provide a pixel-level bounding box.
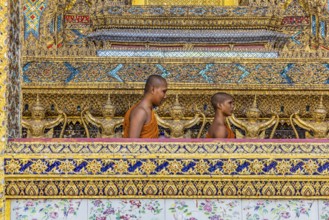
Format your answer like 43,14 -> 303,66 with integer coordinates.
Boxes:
152,83 -> 167,106
220,98 -> 234,116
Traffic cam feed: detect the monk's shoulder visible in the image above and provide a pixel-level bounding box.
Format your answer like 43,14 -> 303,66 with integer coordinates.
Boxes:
209,120 -> 227,138
130,105 -> 147,116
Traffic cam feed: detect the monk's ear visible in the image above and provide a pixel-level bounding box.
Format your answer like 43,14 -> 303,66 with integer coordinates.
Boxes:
150,86 -> 155,94
216,102 -> 222,110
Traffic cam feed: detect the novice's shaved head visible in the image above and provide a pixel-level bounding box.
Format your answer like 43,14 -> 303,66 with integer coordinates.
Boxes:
144,75 -> 167,93
211,92 -> 233,110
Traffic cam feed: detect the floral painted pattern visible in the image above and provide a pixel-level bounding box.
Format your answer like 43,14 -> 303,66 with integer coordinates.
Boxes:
243,200 -> 317,220
10,199 -> 322,220
319,200 -> 329,220
243,200 -> 277,220
168,199 -> 240,220
11,199 -> 82,220
88,199 -> 163,220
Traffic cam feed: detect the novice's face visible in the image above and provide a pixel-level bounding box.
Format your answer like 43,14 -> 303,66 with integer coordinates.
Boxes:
220,98 -> 234,116
152,83 -> 168,106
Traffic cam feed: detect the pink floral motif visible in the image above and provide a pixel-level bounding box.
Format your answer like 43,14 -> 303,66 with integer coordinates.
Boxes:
300,207 -> 307,214
94,200 -> 103,207
203,203 -> 212,212
49,211 -> 59,219
120,214 -> 131,220
129,200 -> 141,208
103,207 -> 115,215
147,204 -> 155,211
256,201 -> 265,206
67,207 -> 75,214
209,215 -> 224,220
280,211 -> 291,218
25,201 -> 34,206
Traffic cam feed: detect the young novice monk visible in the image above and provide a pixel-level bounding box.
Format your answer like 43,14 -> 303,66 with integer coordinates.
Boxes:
123,75 -> 167,138
206,92 -> 235,138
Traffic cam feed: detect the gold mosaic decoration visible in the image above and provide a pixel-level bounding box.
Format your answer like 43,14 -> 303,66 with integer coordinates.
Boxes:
4,140 -> 329,199
3,1 -> 329,218
0,0 -> 8,218
133,0 -> 239,6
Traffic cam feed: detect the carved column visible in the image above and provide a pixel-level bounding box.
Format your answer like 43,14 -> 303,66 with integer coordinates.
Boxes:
0,1 -> 7,218
2,0 -> 21,218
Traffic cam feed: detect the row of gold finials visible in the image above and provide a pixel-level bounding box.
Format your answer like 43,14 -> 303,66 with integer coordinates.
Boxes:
22,94 -> 328,139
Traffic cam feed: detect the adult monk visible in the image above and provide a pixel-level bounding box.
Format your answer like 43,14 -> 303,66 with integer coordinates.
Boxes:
123,75 -> 168,138
206,92 -> 235,138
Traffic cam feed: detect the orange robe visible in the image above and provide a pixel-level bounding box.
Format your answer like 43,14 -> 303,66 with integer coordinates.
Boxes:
206,125 -> 235,138
123,104 -> 159,138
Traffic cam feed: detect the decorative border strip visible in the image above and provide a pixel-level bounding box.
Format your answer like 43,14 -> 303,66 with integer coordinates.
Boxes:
5,141 -> 329,198
4,157 -> 329,176
21,83 -> 329,95
6,140 -> 329,154
100,6 -> 272,17
5,178 -> 329,198
22,56 -> 329,63
96,50 -> 279,58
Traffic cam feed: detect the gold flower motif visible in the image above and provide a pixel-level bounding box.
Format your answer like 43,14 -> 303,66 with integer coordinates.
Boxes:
141,160 -> 156,175
86,160 -> 102,174
222,160 -> 237,174
303,160 -> 318,174
58,160 -> 75,173
30,160 -> 47,174
194,160 -> 209,174
5,159 -> 21,174
168,160 -> 183,174
276,160 -> 291,174
114,160 -> 129,174
249,160 -> 264,174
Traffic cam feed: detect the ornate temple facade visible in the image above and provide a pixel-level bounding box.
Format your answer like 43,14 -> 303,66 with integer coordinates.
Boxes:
1,0 -> 329,219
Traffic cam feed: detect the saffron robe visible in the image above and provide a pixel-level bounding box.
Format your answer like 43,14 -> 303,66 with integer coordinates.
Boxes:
123,104 -> 159,138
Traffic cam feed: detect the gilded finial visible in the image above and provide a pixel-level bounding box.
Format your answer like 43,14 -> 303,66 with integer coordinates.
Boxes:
252,95 -> 257,108
172,94 -> 184,110
247,95 -> 261,114
175,94 -> 179,105
104,94 -> 115,110
32,94 -> 45,111
314,95 -> 327,114
107,94 -> 112,105
319,95 -> 324,108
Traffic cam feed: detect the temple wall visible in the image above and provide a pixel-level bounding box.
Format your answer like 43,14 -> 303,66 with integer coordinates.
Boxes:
19,0 -> 329,139
3,0 -> 329,218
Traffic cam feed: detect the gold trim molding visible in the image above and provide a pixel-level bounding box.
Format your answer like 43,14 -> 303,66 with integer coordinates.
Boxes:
22,83 -> 329,95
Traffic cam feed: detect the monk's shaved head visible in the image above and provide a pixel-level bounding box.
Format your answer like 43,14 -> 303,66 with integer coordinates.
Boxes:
144,75 -> 167,93
211,92 -> 233,110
